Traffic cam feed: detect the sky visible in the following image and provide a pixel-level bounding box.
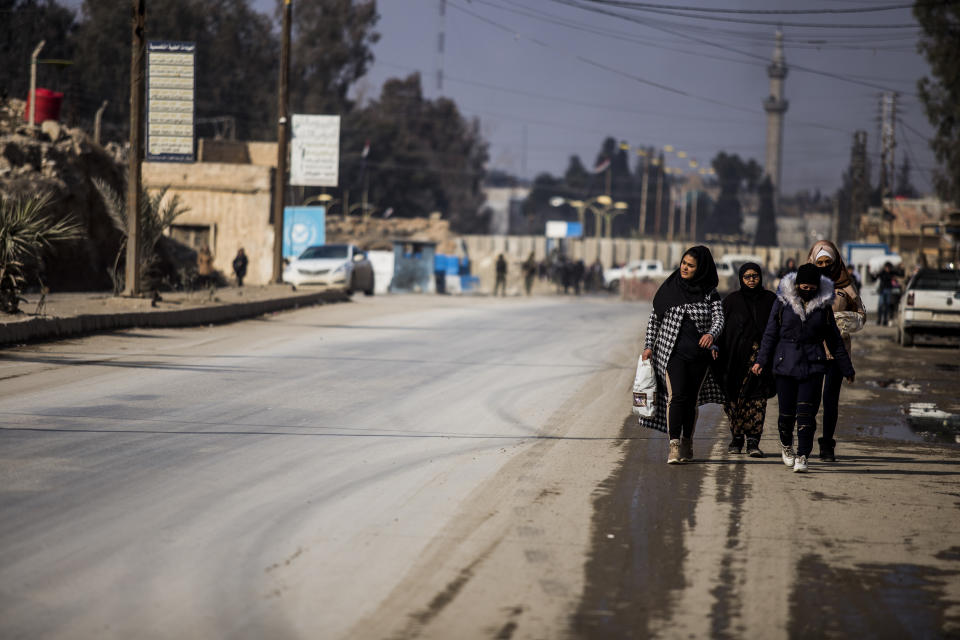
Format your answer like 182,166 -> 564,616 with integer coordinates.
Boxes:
140,0 -> 947,198
346,0 -> 941,198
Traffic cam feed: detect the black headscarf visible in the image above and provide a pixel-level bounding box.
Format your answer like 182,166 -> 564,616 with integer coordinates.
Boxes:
730,262 -> 774,333
652,245 -> 719,316
713,262 -> 776,401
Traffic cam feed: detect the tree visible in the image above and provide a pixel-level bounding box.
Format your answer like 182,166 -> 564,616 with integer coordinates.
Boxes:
915,2 -> 960,206
285,0 -> 380,116
0,0 -> 76,102
71,0 -> 278,141
754,177 -> 777,246
337,74 -> 489,232
0,191 -> 83,312
707,152 -> 746,238
563,155 -> 590,194
94,179 -> 189,292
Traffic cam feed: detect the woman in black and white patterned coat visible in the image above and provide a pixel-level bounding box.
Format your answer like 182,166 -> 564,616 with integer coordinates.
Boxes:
640,246 -> 725,464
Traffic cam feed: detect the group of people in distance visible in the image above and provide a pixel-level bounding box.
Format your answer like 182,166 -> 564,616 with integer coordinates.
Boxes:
639,240 -> 865,472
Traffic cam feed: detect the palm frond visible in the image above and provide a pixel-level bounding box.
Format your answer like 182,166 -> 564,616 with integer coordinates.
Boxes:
93,178 -> 127,235
0,192 -> 85,305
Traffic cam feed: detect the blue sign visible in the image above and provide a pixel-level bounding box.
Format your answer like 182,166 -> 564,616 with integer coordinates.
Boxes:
566,222 -> 583,238
283,206 -> 326,258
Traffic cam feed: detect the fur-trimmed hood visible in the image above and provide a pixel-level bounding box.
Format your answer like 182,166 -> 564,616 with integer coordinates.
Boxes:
777,272 -> 835,320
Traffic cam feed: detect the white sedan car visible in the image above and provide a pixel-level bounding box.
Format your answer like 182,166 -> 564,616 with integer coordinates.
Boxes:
282,244 -> 375,294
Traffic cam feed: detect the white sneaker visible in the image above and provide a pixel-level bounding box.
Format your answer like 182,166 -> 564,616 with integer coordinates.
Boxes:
781,443 -> 796,467
793,454 -> 808,473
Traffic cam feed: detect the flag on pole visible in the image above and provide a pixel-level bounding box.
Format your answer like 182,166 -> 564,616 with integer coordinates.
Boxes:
592,157 -> 610,174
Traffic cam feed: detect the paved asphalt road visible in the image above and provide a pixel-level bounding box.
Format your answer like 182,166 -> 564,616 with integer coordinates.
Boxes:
2,295 -> 958,639
0,295 -> 643,639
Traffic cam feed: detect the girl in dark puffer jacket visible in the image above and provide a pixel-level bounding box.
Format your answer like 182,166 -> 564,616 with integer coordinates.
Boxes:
752,264 -> 855,472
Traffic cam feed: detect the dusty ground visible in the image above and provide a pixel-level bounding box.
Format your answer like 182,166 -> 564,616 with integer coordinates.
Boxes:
844,324 -> 959,445
575,322 -> 960,639
2,293 -> 958,638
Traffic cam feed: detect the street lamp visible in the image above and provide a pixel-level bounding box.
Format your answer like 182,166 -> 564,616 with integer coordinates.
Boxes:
550,195 -> 626,238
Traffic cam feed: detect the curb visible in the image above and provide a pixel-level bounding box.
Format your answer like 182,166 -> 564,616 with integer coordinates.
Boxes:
0,290 -> 348,347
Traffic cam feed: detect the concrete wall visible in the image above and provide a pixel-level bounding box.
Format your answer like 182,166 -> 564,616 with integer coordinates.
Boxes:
461,235 -> 807,292
143,161 -> 276,285
197,139 -> 277,167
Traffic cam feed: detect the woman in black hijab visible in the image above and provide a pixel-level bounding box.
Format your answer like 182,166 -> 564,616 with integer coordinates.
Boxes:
713,262 -> 777,457
640,246 -> 725,464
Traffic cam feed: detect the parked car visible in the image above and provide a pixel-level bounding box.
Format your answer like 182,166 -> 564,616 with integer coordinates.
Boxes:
896,268 -> 960,346
282,244 -> 375,294
604,260 -> 666,291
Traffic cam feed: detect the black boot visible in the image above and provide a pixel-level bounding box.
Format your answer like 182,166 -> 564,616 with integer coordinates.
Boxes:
746,437 -> 765,458
728,434 -> 744,454
818,437 -> 836,462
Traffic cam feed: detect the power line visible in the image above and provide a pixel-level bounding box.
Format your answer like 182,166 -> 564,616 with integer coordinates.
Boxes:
579,1 -> 919,15
546,0 -> 920,96
581,1 -> 920,29
449,0 -> 761,115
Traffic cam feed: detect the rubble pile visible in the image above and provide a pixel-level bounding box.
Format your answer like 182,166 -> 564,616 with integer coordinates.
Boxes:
326,214 -> 457,253
0,98 -> 126,291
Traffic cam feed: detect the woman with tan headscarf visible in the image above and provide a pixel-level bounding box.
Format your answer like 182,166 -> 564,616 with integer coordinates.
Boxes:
807,240 -> 866,461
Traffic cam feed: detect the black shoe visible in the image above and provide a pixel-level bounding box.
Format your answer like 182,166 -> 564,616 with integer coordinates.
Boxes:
746,439 -> 765,458
728,436 -> 744,454
818,437 -> 836,462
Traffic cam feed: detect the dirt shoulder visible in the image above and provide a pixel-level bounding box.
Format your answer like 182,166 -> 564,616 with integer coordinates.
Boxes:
576,324 -> 960,639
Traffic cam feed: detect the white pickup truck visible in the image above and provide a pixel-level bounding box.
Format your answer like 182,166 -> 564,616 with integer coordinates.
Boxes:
604,260 -> 666,292
896,268 -> 960,346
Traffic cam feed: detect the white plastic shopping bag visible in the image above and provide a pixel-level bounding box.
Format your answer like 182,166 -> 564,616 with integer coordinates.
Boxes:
631,357 -> 657,418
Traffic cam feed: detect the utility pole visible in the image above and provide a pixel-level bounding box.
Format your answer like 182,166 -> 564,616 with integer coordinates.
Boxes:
654,153 -> 664,237
272,0 -> 292,283
436,0 -> 446,93
638,151 -> 649,236
125,1 -> 145,297
28,40 -> 45,127
879,92 -> 898,200
690,190 -> 698,242
94,100 -> 108,145
880,92 -> 898,245
667,182 -> 676,241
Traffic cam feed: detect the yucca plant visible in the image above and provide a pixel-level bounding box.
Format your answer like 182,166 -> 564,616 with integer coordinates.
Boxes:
0,192 -> 84,313
94,179 -> 189,294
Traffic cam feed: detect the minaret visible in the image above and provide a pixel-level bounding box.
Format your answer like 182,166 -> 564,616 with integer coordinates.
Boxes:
763,30 -> 788,199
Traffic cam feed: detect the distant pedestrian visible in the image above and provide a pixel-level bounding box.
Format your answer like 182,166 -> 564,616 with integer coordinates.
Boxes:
640,246 -> 725,465
572,259 -> 586,295
522,252 -> 537,296
875,261 -> 897,326
808,240 -> 866,461
847,264 -> 861,290
589,259 -> 604,292
232,247 -> 248,287
713,262 -> 776,457
494,253 -> 507,296
777,257 -> 798,279
752,264 -> 855,473
197,245 -> 214,287
560,257 -> 573,294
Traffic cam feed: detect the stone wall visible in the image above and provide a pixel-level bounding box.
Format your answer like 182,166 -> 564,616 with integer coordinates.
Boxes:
143,161 -> 275,285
